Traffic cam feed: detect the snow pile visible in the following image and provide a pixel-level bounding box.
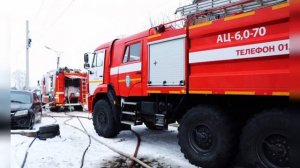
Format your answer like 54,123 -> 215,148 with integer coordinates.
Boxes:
11,111 -> 196,168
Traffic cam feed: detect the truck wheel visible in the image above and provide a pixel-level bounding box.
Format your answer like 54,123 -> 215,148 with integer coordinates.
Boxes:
240,111 -> 291,168
178,106 -> 236,168
38,124 -> 60,140
93,100 -> 119,138
39,124 -> 60,133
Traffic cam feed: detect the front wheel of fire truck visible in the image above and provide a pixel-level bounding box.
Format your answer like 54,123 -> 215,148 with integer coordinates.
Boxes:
93,100 -> 119,138
178,106 -> 237,168
240,111 -> 291,168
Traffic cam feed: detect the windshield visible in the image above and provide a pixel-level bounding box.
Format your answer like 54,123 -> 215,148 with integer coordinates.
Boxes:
11,91 -> 32,104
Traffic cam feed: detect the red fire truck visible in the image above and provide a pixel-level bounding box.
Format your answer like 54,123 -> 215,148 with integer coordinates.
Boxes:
84,0 -> 295,167
41,67 -> 88,111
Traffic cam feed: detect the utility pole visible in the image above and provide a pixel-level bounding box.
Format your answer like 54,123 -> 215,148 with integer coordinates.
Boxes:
25,20 -> 30,90
57,52 -> 61,69
44,46 -> 62,69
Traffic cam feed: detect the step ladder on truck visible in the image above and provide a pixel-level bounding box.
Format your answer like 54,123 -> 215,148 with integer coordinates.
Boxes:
80,78 -> 89,111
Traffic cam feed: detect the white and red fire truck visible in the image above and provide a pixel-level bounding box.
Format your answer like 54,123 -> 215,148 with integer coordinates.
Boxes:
84,0 -> 296,167
41,67 -> 88,111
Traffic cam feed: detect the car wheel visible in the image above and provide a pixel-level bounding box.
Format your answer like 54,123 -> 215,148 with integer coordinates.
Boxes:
240,111 -> 291,168
178,106 -> 237,168
93,100 -> 119,138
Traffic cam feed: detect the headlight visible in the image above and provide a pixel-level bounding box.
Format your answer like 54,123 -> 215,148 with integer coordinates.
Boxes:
14,110 -> 28,117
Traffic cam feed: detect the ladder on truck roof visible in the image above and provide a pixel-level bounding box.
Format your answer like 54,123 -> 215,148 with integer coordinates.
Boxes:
175,0 -> 288,20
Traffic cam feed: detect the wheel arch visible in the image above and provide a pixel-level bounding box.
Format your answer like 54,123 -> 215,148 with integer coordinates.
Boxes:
92,93 -> 108,110
92,84 -> 120,123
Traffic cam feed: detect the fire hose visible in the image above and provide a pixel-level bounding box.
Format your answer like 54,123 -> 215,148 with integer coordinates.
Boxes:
128,130 -> 141,168
20,86 -> 148,167
12,114 -> 58,168
43,113 -> 151,168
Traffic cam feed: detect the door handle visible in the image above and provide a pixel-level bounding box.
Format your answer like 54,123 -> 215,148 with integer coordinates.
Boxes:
136,71 -> 141,75
99,75 -> 103,77
89,71 -> 94,75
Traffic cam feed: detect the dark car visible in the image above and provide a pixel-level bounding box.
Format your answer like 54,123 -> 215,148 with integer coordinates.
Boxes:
11,90 -> 42,129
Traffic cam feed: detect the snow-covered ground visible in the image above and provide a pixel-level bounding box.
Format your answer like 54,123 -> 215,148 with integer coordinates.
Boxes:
11,111 -> 197,168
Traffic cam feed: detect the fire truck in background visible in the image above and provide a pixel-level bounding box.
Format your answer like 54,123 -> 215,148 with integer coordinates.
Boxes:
84,0 -> 296,167
41,67 -> 88,111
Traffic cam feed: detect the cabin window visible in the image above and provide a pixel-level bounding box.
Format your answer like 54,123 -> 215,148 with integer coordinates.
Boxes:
92,50 -> 105,67
123,42 -> 141,63
123,47 -> 129,63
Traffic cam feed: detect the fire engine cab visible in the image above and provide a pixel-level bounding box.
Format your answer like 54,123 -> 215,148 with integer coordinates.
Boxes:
41,67 -> 88,111
84,0 -> 296,167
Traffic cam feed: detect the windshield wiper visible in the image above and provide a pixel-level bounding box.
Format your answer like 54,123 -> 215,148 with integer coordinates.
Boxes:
11,100 -> 25,104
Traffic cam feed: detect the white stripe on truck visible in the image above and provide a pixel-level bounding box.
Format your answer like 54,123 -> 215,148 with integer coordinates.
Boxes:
189,39 -> 289,64
110,62 -> 141,75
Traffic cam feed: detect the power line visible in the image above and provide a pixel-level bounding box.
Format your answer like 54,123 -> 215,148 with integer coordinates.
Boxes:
34,0 -> 46,21
46,0 -> 76,30
29,0 -> 76,51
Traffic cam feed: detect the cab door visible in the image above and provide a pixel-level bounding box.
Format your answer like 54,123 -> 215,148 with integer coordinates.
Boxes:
118,42 -> 142,96
89,49 -> 106,95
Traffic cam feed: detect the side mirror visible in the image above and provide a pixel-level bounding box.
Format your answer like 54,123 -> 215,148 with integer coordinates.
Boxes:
84,63 -> 90,69
84,53 -> 89,63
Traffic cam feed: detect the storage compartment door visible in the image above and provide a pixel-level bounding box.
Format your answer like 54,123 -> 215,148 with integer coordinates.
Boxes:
149,37 -> 185,86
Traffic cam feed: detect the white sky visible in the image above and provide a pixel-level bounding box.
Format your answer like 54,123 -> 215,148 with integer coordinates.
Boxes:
6,0 -> 192,87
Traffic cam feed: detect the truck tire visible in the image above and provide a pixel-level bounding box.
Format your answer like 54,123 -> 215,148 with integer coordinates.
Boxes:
240,111 -> 291,168
93,100 -> 119,138
38,124 -> 60,140
290,110 -> 300,168
39,124 -> 60,133
178,106 -> 237,168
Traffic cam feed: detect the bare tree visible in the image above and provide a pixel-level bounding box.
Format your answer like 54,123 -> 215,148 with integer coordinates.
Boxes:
148,0 -> 191,28
149,12 -> 176,27
149,12 -> 185,30
11,70 -> 26,90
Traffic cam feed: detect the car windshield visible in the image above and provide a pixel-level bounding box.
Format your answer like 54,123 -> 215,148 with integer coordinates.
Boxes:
11,91 -> 32,104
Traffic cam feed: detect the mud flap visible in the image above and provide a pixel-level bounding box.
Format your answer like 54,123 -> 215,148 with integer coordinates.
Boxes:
106,85 -> 130,130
